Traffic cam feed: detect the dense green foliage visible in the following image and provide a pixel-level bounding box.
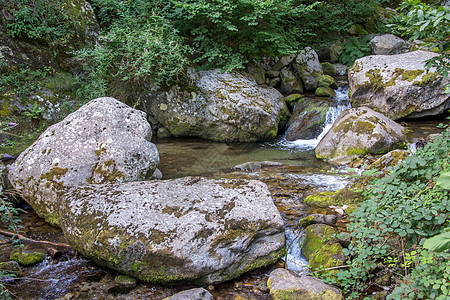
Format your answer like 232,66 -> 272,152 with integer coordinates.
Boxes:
389,0 -> 450,92
322,127 -> 450,299
339,36 -> 372,66
1,0 -> 86,55
74,0 -> 390,102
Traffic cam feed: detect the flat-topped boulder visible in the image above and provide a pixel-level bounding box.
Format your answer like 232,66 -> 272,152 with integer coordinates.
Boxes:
8,97 -> 159,226
59,177 -> 286,284
349,51 -> 450,119
143,68 -> 288,142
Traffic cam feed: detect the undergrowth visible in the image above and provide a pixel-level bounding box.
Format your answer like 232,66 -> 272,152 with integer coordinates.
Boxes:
321,125 -> 450,299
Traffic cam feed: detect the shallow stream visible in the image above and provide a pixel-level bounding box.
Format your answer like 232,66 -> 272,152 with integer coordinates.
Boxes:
2,88 -> 446,300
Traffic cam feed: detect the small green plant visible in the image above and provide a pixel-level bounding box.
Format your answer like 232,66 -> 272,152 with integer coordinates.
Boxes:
339,36 -> 372,66
24,103 -> 44,120
0,186 -> 23,299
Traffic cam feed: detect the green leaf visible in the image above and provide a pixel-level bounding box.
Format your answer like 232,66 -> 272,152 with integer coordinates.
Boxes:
423,229 -> 450,252
436,172 -> 450,190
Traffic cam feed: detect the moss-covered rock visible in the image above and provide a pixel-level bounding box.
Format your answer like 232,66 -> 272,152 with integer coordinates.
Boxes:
0,261 -> 22,276
114,275 -> 137,286
8,97 -> 159,226
321,62 -> 337,76
368,149 -> 409,172
293,47 -> 324,91
143,68 -> 288,142
349,51 -> 450,119
285,97 -> 331,140
268,268 -> 342,300
315,107 -> 406,164
59,177 -> 285,284
10,249 -> 46,266
301,224 -> 347,272
318,75 -> 338,89
315,87 -> 336,97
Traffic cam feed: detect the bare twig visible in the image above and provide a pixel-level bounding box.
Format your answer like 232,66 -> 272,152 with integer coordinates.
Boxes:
401,238 -> 407,277
0,229 -> 71,248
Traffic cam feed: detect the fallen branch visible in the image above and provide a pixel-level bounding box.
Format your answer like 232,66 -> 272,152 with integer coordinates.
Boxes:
0,229 -> 71,248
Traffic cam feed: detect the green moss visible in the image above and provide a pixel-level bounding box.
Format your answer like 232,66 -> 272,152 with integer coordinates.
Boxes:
353,120 -> 375,134
315,87 -> 336,97
284,94 -> 303,106
115,275 -> 137,286
44,213 -> 59,226
304,191 -> 337,207
413,72 -> 439,86
299,215 -> 315,227
401,70 -> 424,82
345,147 -> 368,157
10,249 -> 46,266
87,159 -> 125,184
302,224 -> 346,274
321,62 -> 337,76
304,188 -> 364,208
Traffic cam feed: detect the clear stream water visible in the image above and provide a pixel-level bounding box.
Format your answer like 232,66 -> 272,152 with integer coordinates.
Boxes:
4,88 -> 446,299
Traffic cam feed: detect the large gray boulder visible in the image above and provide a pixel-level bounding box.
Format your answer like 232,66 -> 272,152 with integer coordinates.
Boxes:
315,107 -> 406,164
59,177 -> 286,284
268,268 -> 342,300
293,47 -> 324,91
143,68 -> 288,142
349,51 -> 450,119
8,97 -> 159,226
369,34 -> 410,55
285,98 -> 331,141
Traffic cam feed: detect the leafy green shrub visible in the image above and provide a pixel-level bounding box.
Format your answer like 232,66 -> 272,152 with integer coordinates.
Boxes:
387,250 -> 449,300
74,14 -> 191,103
0,63 -> 51,99
389,0 -> 450,92
339,37 -> 372,66
1,0 -> 86,55
322,127 -> 450,299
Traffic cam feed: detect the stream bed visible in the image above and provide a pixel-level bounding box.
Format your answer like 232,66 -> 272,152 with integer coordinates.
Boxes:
1,87 -> 446,299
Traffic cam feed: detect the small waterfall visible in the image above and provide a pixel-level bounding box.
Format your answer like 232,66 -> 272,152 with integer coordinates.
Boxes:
283,227 -> 309,274
279,87 -> 351,150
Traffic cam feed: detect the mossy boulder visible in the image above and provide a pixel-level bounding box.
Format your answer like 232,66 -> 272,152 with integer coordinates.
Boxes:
114,275 -> 137,286
304,186 -> 364,208
315,107 -> 406,165
268,268 -> 342,300
321,62 -> 337,76
0,261 -> 22,276
315,87 -> 336,97
280,68 -> 303,94
368,149 -> 409,172
349,51 -> 450,119
59,177 -> 285,284
285,97 -> 331,141
299,214 -> 337,227
318,75 -> 338,89
293,47 -> 324,91
143,68 -> 288,142
302,224 -> 347,271
8,97 -> 159,226
10,249 -> 46,267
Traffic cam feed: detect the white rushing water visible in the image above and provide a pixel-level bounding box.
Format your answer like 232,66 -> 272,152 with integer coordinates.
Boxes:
278,86 -> 352,150
283,227 -> 309,274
